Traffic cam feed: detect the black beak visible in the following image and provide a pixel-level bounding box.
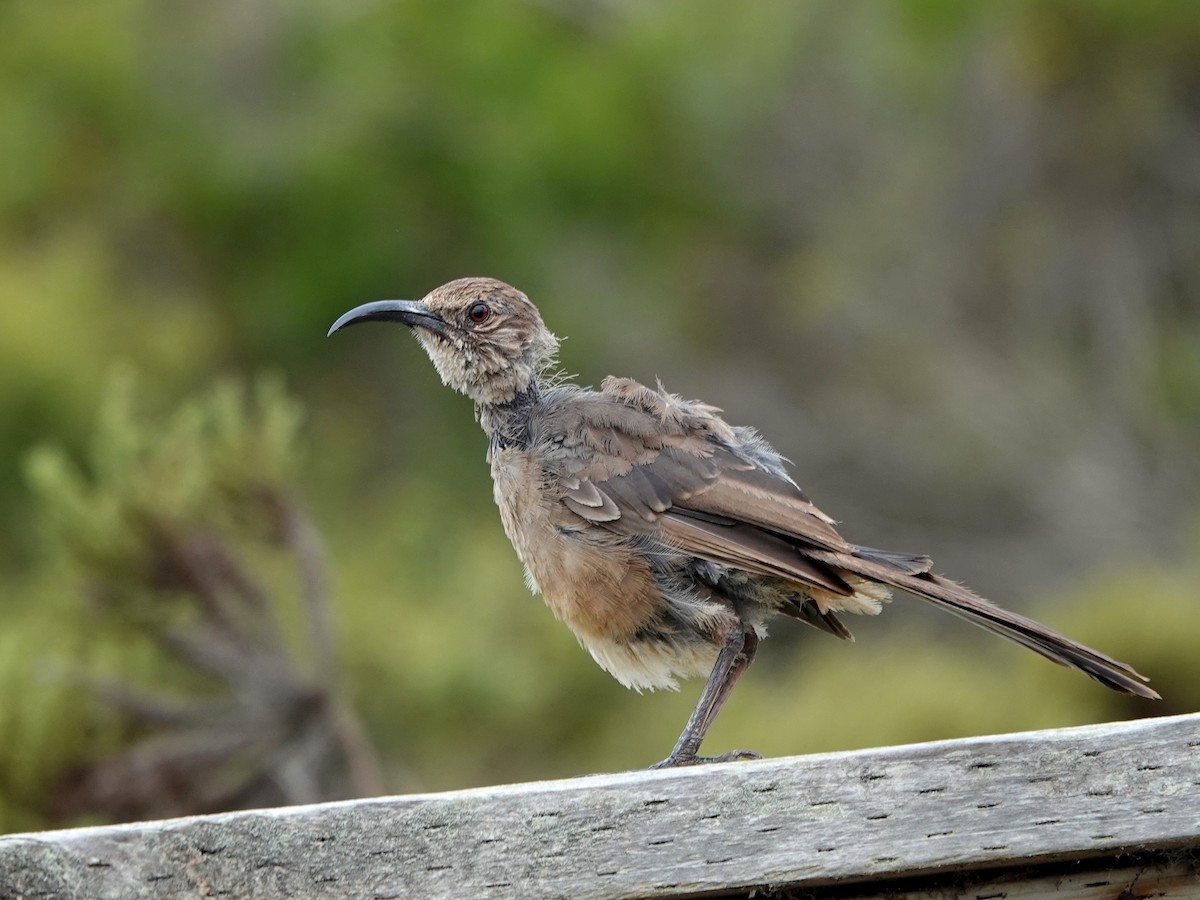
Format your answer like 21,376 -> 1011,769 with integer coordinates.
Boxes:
327,300 -> 454,339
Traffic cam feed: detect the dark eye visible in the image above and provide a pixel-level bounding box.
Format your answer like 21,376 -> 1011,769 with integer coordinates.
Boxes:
467,302 -> 492,324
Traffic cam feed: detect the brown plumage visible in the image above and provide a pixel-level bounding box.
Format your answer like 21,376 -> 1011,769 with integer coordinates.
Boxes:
330,277 -> 1159,767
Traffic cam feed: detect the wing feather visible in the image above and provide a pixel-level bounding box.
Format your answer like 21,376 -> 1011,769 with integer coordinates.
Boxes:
658,511 -> 855,596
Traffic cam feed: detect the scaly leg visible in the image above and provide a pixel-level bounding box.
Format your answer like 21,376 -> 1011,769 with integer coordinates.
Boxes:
651,626 -> 760,768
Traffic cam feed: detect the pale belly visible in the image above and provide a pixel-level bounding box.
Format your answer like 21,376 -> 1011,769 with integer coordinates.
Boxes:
490,447 -> 722,690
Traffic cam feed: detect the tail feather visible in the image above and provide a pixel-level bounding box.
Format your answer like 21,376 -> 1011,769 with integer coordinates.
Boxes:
808,550 -> 1161,700
786,599 -> 855,641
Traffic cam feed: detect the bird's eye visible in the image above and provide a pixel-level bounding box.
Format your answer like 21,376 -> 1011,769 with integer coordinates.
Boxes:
467,302 -> 492,324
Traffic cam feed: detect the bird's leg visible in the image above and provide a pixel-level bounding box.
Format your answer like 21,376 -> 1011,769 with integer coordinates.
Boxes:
651,626 -> 761,769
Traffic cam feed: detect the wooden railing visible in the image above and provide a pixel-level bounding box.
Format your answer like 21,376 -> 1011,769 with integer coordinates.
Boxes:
2,713 -> 1197,898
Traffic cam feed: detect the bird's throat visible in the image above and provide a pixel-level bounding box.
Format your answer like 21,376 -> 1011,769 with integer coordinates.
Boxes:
479,380 -> 541,452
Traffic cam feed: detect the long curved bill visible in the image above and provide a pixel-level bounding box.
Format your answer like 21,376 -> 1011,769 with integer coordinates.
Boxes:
327,300 -> 453,339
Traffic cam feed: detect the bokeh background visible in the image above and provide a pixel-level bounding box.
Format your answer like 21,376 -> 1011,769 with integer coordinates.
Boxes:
2,1 -> 1198,833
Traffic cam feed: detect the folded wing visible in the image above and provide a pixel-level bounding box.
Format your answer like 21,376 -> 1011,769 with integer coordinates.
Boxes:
543,380 -> 1158,699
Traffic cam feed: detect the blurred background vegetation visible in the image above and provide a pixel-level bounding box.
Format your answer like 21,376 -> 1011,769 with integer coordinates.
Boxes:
2,0 -> 1198,833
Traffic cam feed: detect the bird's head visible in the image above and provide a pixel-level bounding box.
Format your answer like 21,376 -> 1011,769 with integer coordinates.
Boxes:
329,277 -> 560,405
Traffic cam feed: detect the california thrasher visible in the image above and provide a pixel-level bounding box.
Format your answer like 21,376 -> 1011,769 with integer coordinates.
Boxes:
330,277 -> 1159,767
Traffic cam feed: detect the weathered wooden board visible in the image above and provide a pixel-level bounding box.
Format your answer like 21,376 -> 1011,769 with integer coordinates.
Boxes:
829,851 -> 1199,899
2,714 -> 1198,899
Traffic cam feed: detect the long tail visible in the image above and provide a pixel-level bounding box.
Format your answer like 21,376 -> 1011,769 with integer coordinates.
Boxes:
810,545 -> 1161,700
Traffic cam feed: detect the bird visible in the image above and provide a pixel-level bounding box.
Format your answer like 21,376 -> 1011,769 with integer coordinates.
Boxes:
329,277 -> 1159,768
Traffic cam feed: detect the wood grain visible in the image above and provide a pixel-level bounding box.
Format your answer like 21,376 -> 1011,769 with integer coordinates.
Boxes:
2,714 -> 1198,899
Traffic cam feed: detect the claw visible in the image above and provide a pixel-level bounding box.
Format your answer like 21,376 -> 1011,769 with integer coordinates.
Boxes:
649,749 -> 762,769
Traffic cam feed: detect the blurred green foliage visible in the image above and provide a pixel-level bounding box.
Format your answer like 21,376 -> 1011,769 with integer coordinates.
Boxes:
6,373 -> 377,831
27,370 -> 302,584
1,1 -> 1198,831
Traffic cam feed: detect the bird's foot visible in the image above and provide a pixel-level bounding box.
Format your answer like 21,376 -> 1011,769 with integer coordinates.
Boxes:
649,749 -> 762,769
